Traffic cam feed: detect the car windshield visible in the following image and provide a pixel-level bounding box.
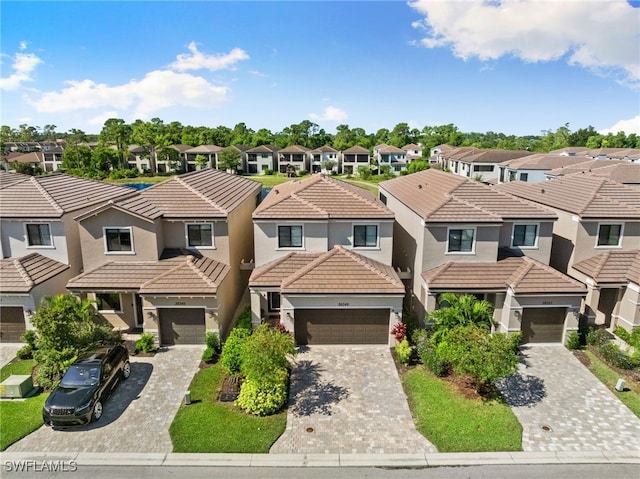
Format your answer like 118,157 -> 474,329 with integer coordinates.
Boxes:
60,365 -> 100,387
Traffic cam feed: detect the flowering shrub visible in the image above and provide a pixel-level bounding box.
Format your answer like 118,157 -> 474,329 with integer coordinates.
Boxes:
390,323 -> 407,342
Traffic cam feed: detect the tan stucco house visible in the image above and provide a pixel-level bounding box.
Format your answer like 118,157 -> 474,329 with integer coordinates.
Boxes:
66,169 -> 261,345
497,173 -> 640,332
249,175 -> 404,346
379,169 -> 586,344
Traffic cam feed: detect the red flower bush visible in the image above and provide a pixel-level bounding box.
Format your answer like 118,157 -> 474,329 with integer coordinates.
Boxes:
390,323 -> 407,342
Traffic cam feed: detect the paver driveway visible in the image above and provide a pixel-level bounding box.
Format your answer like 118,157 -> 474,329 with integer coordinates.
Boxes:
7,346 -> 203,453
496,344 -> 640,452
270,345 -> 436,454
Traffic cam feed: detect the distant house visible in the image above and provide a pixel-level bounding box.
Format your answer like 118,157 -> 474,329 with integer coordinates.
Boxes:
67,169 -> 262,344
380,169 -> 585,344
497,174 -> 640,332
277,145 -> 310,174
246,145 -> 280,175
183,145 -> 221,171
445,148 -> 534,183
402,143 -> 423,160
341,145 -> 370,175
545,161 -> 640,188
250,175 -> 403,346
374,144 -> 407,175
310,145 -> 340,174
429,144 -> 454,166
498,153 -> 593,183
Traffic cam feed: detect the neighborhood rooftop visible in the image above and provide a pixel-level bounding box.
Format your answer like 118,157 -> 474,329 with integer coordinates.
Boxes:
0,253 -> 69,293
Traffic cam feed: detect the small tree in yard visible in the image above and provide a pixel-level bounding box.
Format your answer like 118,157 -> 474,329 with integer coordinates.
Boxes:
30,294 -> 121,389
428,293 -> 495,338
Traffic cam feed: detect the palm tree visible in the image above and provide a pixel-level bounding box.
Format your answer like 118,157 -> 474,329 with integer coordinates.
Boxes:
428,293 -> 495,332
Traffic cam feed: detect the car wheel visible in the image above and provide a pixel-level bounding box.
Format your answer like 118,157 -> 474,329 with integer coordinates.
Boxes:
92,401 -> 103,421
122,361 -> 131,379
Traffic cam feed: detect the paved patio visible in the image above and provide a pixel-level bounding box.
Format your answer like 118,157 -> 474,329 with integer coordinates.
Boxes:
7,346 -> 203,453
496,344 -> 640,452
270,345 -> 437,454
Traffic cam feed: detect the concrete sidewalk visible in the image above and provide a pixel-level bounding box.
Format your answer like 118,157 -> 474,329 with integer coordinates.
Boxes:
1,450 -> 638,467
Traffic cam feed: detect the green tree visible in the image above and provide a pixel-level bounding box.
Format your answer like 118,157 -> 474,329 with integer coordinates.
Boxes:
42,124 -> 57,141
131,118 -> 170,175
30,294 -> 120,389
407,160 -> 430,174
100,118 -> 132,169
61,144 -> 92,170
428,293 -> 495,333
388,122 -> 411,148
194,154 -> 209,169
217,146 -> 242,173
91,145 -> 119,172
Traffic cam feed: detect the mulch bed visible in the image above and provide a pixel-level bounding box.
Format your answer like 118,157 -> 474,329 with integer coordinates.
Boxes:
218,375 -> 241,402
573,347 -> 640,384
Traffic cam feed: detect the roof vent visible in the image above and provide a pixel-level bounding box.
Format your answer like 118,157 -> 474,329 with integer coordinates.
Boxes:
274,189 -> 279,194
541,188 -> 545,193
418,184 -> 422,189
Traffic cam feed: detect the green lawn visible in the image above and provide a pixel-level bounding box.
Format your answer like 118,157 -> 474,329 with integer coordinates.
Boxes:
169,362 -> 287,453
583,349 -> 640,418
402,366 -> 522,452
0,359 -> 48,451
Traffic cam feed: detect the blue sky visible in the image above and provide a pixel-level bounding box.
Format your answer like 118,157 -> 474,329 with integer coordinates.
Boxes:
1,1 -> 639,137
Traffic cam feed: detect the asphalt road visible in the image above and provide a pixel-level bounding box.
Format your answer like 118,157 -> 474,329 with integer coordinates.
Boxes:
2,464 -> 638,479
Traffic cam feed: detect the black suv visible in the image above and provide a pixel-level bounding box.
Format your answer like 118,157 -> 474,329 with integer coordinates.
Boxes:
43,344 -> 130,427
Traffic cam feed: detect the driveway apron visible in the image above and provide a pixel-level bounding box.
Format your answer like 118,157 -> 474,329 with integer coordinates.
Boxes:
496,344 -> 640,452
7,346 -> 203,453
0,343 -> 23,368
270,345 -> 436,454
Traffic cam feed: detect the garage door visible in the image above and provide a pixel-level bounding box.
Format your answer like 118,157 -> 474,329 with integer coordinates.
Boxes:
159,308 -> 205,345
0,307 -> 26,343
521,307 -> 566,343
295,309 -> 389,345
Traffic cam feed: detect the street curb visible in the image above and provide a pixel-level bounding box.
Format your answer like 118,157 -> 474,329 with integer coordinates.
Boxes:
1,451 -> 639,467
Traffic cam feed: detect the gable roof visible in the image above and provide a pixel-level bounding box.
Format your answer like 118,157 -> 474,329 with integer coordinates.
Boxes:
0,173 -> 134,219
67,250 -> 229,295
422,255 -> 586,294
310,145 -> 339,154
500,154 -> 593,170
278,145 -> 311,154
458,149 -> 533,164
495,173 -> 640,219
376,144 -> 405,154
250,246 -> 404,294
6,152 -> 44,164
0,171 -> 30,188
184,145 -> 221,153
572,250 -> 640,285
253,174 -> 393,220
402,143 -> 421,151
0,253 -> 69,293
380,169 -> 556,223
545,159 -> 630,177
554,163 -> 640,185
246,144 -> 279,153
77,168 -> 261,221
342,145 -> 370,154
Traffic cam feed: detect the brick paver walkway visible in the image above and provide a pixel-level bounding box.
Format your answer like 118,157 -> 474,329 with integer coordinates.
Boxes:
8,346 -> 203,453
496,344 -> 640,452
270,346 -> 437,454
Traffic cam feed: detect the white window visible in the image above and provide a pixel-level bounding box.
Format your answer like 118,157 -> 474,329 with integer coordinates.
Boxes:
278,225 -> 303,248
186,223 -> 214,249
596,223 -> 623,247
96,293 -> 122,312
354,224 -> 379,248
512,224 -> 538,248
447,227 -> 475,253
25,223 -> 53,247
104,227 -> 134,253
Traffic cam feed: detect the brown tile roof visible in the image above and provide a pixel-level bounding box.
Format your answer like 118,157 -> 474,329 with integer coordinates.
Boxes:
342,145 -> 370,154
278,145 -> 311,154
310,145 -> 339,153
376,144 -> 405,154
460,149 -> 533,164
422,256 -> 586,294
185,145 -> 221,153
253,174 -> 393,219
500,154 -> 593,170
67,251 -> 228,295
402,144 -> 421,150
0,173 -> 133,219
549,147 -> 590,155
567,163 -> 640,185
6,152 -> 44,164
250,246 -> 403,294
629,253 -> 640,285
496,174 -> 640,219
572,250 -> 640,285
78,169 -> 262,221
0,171 -> 30,188
380,169 -> 556,223
0,253 -> 69,293
246,144 -> 279,153
545,159 -> 630,177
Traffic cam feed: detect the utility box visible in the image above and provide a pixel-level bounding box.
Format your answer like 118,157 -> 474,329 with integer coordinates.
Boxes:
0,375 -> 34,398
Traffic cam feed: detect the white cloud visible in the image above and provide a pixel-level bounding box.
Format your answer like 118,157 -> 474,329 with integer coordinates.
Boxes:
0,52 -> 43,90
309,106 -> 348,122
409,0 -> 640,87
88,111 -> 119,126
169,42 -> 249,72
30,70 -> 229,119
19,41 -> 28,51
599,115 -> 640,135
249,70 -> 268,77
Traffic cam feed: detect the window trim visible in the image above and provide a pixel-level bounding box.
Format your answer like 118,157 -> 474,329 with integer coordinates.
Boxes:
103,226 -> 135,254
24,222 -> 54,248
95,293 -> 123,313
353,223 -> 380,249
277,224 -> 304,250
511,223 -> 539,249
185,222 -> 215,249
595,222 -> 624,248
446,226 -> 476,254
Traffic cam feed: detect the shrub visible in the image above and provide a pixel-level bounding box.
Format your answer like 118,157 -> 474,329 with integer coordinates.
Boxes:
205,332 -> 220,353
298,169 -> 308,176
201,347 -> 216,363
414,329 -> 448,376
598,342 -> 639,370
263,169 -> 274,175
395,339 -> 413,365
221,328 -> 251,375
357,165 -> 372,180
614,326 -> 640,349
240,324 -> 295,384
235,378 -> 287,416
235,306 -> 253,331
587,327 -> 610,347
566,331 -> 582,350
135,332 -> 156,353
390,322 -> 407,342
16,344 -> 33,360
21,329 -> 38,350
